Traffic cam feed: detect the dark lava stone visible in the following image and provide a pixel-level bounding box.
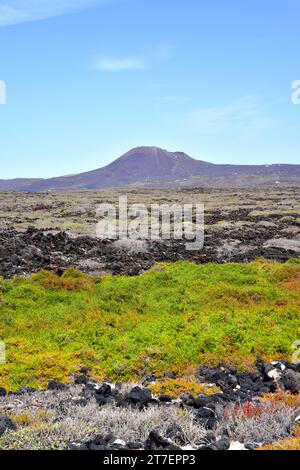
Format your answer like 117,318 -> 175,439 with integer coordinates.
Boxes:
86,435 -> 107,450
221,374 -> 238,388
145,431 -> 170,450
104,433 -> 117,443
0,416 -> 16,437
47,380 -> 66,391
198,444 -> 214,450
0,388 -> 7,397
126,386 -> 153,406
283,362 -> 297,371
209,393 -> 229,405
212,438 -> 230,450
74,374 -> 88,385
181,394 -> 196,407
192,395 -> 216,409
200,367 -> 227,385
245,442 -> 261,450
281,369 -> 300,394
158,394 -> 172,403
95,394 -> 110,407
127,442 -> 144,449
255,359 -> 273,381
68,442 -> 89,451
84,382 -> 98,392
79,367 -> 90,376
228,365 -> 237,375
166,424 -> 186,445
194,408 -> 217,430
96,383 -> 112,397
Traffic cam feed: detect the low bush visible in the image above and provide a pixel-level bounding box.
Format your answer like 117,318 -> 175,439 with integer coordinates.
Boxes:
149,376 -> 220,399
217,402 -> 296,445
258,437 -> 300,450
0,260 -> 299,390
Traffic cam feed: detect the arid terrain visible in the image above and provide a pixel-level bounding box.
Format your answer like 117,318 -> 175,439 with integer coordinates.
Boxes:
0,186 -> 299,278
0,186 -> 300,451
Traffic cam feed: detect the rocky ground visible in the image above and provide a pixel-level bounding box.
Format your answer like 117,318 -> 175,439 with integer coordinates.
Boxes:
0,222 -> 299,278
0,361 -> 299,450
0,186 -> 299,278
0,188 -> 299,451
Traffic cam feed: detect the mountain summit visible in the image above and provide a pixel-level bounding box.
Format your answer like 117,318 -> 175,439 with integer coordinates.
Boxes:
0,146 -> 299,191
101,146 -> 215,181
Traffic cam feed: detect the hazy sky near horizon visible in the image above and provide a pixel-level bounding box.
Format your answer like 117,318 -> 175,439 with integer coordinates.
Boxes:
0,0 -> 299,178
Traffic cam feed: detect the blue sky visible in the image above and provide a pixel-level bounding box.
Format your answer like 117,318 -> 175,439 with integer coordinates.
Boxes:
0,0 -> 299,178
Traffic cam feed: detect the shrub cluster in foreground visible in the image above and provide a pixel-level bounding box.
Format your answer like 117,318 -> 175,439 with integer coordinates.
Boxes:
0,259 -> 299,390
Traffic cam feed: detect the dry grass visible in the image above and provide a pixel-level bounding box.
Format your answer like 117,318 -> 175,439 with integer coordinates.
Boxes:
0,386 -> 207,450
217,402 -> 298,445
1,385 -> 299,450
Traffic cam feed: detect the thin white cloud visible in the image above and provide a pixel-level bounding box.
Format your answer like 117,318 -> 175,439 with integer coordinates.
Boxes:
94,44 -> 174,72
94,57 -> 149,71
0,0 -> 108,26
185,96 -> 276,135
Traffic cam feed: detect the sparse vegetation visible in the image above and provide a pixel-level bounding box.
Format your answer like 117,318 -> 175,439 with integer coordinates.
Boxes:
0,387 -> 206,450
217,402 -> 297,445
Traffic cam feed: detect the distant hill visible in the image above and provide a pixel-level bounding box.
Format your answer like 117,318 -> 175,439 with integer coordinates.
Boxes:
0,146 -> 299,191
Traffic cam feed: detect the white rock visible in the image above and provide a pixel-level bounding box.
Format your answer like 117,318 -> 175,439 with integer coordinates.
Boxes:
181,445 -> 197,450
229,441 -> 247,451
271,361 -> 286,371
70,442 -> 83,448
267,368 -> 282,381
113,439 -> 126,446
93,381 -> 115,390
171,398 -> 182,404
104,381 -> 115,390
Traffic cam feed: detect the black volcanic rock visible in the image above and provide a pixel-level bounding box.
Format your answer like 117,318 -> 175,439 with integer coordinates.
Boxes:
0,416 -> 16,437
47,380 -> 66,391
125,386 -> 153,407
281,369 -> 300,394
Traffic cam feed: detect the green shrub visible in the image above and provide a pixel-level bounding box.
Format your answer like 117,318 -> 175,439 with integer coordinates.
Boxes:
0,260 -> 299,391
